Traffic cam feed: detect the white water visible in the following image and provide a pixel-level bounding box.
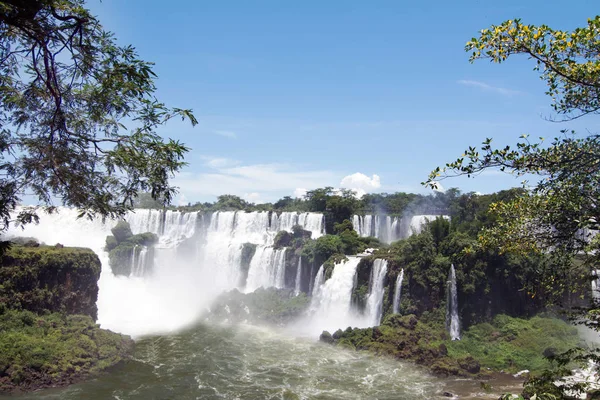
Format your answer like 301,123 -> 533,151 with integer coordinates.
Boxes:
307,257 -> 365,334
592,270 -> 600,303
446,264 -> 460,340
310,264 -> 326,298
352,214 -> 450,243
5,208 -> 325,337
294,257 -> 302,296
245,247 -> 287,292
393,268 -> 404,314
365,259 -> 388,326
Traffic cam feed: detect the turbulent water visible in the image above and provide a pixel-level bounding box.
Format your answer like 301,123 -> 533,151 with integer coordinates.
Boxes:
1,207 -> 524,399
3,322 -> 512,400
6,208 -> 325,336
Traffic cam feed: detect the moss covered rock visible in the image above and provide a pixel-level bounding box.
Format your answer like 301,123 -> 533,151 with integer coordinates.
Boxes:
105,221 -> 157,277
0,245 -> 101,319
0,310 -> 133,393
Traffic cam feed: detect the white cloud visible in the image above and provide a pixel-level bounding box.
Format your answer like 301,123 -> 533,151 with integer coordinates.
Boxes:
200,156 -> 239,169
214,130 -> 237,139
244,192 -> 262,203
340,173 -> 381,198
294,188 -> 307,199
176,193 -> 189,206
457,80 -> 522,96
174,157 -> 337,202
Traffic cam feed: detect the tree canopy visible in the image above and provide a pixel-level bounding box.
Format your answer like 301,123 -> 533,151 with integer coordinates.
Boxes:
426,15 -> 600,398
0,0 -> 197,231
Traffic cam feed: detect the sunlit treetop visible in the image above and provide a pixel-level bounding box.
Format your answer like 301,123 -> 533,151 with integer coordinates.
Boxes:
466,16 -> 600,121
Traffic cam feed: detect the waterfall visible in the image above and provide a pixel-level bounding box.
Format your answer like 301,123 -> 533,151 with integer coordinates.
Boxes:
311,264 -> 325,298
245,247 -> 287,292
409,215 -> 450,235
392,269 -> 404,314
446,264 -> 460,340
592,270 -> 600,303
352,214 -> 450,244
5,207 -> 326,336
309,257 -> 362,333
294,257 -> 303,296
364,259 -> 388,326
131,246 -> 149,277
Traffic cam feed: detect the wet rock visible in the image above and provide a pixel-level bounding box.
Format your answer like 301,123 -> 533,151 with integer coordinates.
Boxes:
458,356 -> 481,374
320,331 -> 334,344
438,343 -> 448,356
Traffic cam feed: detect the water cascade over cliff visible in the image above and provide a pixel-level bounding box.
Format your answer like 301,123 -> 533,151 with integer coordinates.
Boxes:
446,264 -> 460,340
5,208 -> 326,336
393,268 -> 404,314
352,214 -> 450,244
365,259 -> 388,326
308,257 -> 362,333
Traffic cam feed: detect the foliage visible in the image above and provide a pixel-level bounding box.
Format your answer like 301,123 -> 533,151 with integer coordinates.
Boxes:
105,221 -> 156,276
0,0 -> 197,234
0,244 -> 101,319
313,235 -> 344,262
446,315 -> 581,374
0,309 -> 133,392
424,15 -> 600,398
465,17 -> 600,120
320,313 -> 485,378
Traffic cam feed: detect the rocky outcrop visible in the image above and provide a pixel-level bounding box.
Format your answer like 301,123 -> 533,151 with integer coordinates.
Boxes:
0,243 -> 135,393
105,221 -> 157,277
0,244 -> 102,319
319,314 -> 486,378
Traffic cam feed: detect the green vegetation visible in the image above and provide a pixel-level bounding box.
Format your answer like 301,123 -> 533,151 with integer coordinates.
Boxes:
0,1 -> 197,238
105,221 -> 157,276
0,310 -> 133,392
0,245 -> 101,319
321,313 -> 581,379
0,243 -> 134,392
446,315 -> 581,374
424,15 -> 600,399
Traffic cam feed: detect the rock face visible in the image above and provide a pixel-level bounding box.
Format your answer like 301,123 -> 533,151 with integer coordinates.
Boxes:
105,221 -> 157,277
0,245 -> 102,319
0,244 -> 134,393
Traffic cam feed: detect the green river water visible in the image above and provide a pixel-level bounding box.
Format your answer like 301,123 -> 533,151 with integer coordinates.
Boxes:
3,322 -> 523,400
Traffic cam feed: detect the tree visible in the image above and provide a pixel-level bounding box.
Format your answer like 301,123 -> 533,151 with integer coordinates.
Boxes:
425,16 -> 600,397
0,0 -> 197,232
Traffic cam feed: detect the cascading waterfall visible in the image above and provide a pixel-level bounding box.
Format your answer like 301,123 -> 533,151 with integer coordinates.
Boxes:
364,259 -> 388,326
245,247 -> 287,292
409,215 -> 450,235
592,270 -> 600,303
131,246 -> 149,277
352,214 -> 450,244
5,207 -> 325,336
446,264 -> 460,340
393,268 -> 404,314
311,264 -> 325,298
294,257 -> 303,296
308,257 -> 363,333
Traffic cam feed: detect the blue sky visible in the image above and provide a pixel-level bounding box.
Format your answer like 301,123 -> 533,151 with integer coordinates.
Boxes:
92,0 -> 599,204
